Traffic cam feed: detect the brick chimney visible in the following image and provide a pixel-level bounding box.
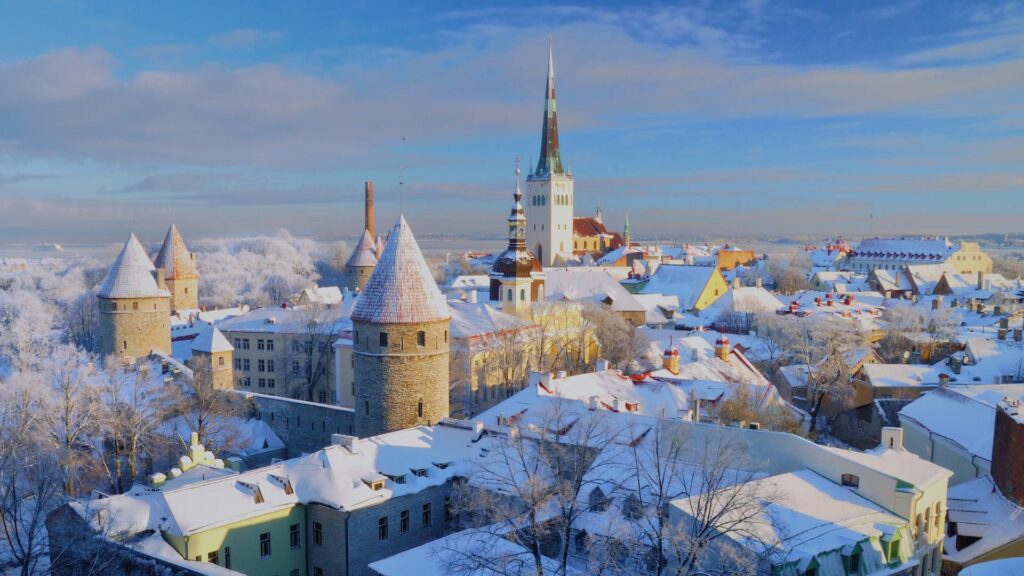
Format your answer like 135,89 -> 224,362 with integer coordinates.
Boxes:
992,399 -> 1024,505
715,335 -> 730,360
663,346 -> 680,374
364,180 -> 375,239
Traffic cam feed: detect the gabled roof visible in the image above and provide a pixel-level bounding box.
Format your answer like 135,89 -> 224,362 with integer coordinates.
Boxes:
346,229 -> 379,268
640,264 -> 722,310
351,216 -> 450,324
98,234 -> 170,299
154,224 -> 198,280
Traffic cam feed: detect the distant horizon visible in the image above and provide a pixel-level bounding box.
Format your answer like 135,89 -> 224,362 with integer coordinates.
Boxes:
1,1 -> 1022,242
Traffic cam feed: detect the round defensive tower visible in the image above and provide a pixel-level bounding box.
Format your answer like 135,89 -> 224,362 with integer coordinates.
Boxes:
98,234 -> 171,359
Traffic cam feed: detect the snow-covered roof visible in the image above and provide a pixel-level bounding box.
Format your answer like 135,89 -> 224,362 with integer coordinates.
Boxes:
154,224 -> 198,280
346,229 -> 379,268
640,264 -> 721,311
674,469 -> 908,565
98,234 -> 170,299
190,325 -> 233,354
370,528 -> 577,576
705,286 -> 783,316
351,216 -> 450,324
853,237 -> 954,260
961,557 -> 1024,576
945,475 -> 1024,564
543,268 -> 645,312
444,274 -> 490,291
448,300 -> 535,341
296,284 -> 343,305
216,304 -> 351,335
821,444 -> 950,488
899,385 -> 1024,464
862,364 -> 945,388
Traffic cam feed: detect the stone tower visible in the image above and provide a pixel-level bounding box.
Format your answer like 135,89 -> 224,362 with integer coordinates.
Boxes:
344,229 -> 379,293
351,216 -> 451,437
154,224 -> 199,313
189,326 -> 234,390
525,36 -> 574,266
98,234 -> 171,359
490,159 -> 544,316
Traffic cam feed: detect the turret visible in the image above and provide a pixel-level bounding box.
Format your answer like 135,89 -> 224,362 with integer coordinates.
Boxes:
154,224 -> 199,313
490,159 -> 544,316
98,234 -> 171,359
351,216 -> 451,437
189,326 -> 234,390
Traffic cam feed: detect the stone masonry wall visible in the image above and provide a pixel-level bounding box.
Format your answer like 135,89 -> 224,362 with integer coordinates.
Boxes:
99,296 -> 171,359
165,276 -> 198,313
992,406 -> 1024,505
352,319 -> 450,438
244,391 -> 355,458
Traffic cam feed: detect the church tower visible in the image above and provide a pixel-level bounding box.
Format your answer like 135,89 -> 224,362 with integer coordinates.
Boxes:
490,159 -> 544,315
525,37 -> 574,266
351,216 -> 451,437
98,234 -> 171,359
154,224 -> 199,313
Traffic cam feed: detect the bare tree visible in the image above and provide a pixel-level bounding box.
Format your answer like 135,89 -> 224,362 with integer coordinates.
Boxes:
583,304 -> 648,372
40,346 -> 102,496
97,358 -> 165,494
60,292 -> 101,354
787,319 -> 867,434
284,303 -> 341,402
752,313 -> 797,373
0,376 -> 62,576
0,290 -> 57,373
623,421 -> 782,576
161,370 -> 246,454
450,401 -> 622,576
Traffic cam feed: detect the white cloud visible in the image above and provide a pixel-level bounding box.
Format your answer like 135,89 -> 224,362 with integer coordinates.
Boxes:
209,28 -> 284,50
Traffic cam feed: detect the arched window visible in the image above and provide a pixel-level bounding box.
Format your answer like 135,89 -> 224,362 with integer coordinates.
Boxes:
507,289 -> 513,301
520,288 -> 526,301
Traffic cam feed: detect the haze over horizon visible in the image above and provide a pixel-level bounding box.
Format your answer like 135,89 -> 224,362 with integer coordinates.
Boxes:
1,1 -> 1022,244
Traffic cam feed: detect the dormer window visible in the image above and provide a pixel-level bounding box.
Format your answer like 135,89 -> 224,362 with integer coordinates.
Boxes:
411,468 -> 428,478
841,473 -> 860,488
362,476 -> 387,491
383,473 -> 406,485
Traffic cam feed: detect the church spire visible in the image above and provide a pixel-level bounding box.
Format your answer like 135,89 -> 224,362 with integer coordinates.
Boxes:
535,35 -> 564,177
508,158 -> 527,249
624,213 -> 631,247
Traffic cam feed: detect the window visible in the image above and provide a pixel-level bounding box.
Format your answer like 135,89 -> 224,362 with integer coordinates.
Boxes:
313,522 -> 323,546
224,547 -> 231,569
267,360 -> 275,372
290,523 -> 300,549
417,330 -> 426,346
292,360 -> 300,374
520,288 -> 526,301
111,302 -> 118,311
234,338 -> 240,348
422,503 -> 432,527
207,550 -> 219,565
257,339 -> 265,351
841,473 -> 860,488
242,359 -> 250,371
507,289 -> 513,301
292,340 -> 301,353
365,400 -> 370,415
318,390 -> 327,404
242,338 -> 250,350
379,332 -> 388,347
378,516 -> 389,540
242,376 -> 251,387
258,359 -> 265,372
258,378 -> 266,388
266,339 -> 274,351
234,358 -> 241,370
218,356 -> 225,366
259,532 -> 271,558
418,400 -> 424,418
400,510 -> 410,534
133,301 -> 139,311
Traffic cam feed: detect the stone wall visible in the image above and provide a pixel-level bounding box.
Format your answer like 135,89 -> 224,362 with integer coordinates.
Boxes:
99,295 -> 171,359
242,391 -> 355,458
353,319 -> 450,437
343,265 -> 375,293
165,276 -> 198,313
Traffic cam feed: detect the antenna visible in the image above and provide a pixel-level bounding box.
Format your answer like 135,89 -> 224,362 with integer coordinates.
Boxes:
400,136 -> 407,215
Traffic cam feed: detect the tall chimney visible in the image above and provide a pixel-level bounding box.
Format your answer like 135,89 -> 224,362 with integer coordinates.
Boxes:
364,181 -> 375,239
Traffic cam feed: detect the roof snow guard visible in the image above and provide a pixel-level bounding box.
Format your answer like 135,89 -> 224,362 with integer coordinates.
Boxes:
154,224 -> 198,279
351,216 -> 450,324
98,234 -> 170,299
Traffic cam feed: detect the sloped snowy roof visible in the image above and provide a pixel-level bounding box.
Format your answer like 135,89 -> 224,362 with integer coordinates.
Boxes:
154,224 -> 198,280
543,268 -> 645,312
853,237 -> 954,259
448,300 -> 534,340
190,325 -> 233,353
346,229 -> 379,268
98,234 -> 170,299
706,286 -> 783,315
961,558 -> 1024,576
640,264 -> 721,310
351,216 -> 450,324
945,475 -> 1024,564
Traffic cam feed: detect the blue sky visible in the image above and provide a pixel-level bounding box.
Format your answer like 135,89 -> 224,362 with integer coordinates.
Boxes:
0,1 -> 1022,244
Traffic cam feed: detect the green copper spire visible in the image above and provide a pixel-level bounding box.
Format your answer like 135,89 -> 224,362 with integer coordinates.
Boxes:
535,35 -> 564,177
